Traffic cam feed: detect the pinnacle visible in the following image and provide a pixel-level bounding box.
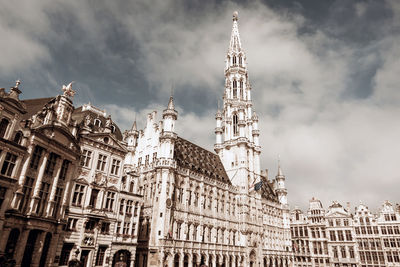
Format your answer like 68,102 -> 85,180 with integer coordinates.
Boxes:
229,11 -> 242,53
131,120 -> 137,131
167,95 -> 175,110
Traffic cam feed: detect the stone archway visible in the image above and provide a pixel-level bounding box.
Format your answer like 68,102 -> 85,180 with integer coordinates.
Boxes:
174,254 -> 180,267
4,228 -> 20,260
113,250 -> 131,267
21,230 -> 40,266
184,254 -> 189,267
249,251 -> 256,267
39,232 -> 52,267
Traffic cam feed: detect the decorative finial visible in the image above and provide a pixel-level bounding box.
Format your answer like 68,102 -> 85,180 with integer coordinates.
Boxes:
62,81 -> 76,99
170,81 -> 174,98
277,155 -> 283,176
233,11 -> 238,21
15,79 -> 21,88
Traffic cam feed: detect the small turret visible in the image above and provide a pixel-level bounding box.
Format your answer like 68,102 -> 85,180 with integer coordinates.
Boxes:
275,159 -> 288,205
162,95 -> 178,133
160,96 -> 178,159
215,109 -> 223,150
125,119 -> 139,148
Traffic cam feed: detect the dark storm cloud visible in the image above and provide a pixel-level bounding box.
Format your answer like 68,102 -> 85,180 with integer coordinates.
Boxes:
0,0 -> 399,210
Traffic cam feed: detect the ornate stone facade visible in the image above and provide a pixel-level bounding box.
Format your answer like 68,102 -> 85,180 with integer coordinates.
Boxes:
130,12 -> 292,267
291,199 -> 400,267
0,82 -> 80,267
0,83 -> 142,267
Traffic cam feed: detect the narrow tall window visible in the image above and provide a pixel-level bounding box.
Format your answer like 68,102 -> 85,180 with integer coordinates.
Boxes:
95,246 -> 107,266
104,192 -> 115,211
240,80 -> 244,99
19,177 -> 34,212
52,187 -> 63,217
233,80 -> 237,98
233,56 -> 237,65
45,153 -> 58,176
239,56 -> 242,66
80,149 -> 92,167
233,114 -> 238,136
59,160 -> 70,180
30,146 -> 44,170
89,189 -> 99,208
96,154 -> 107,171
59,243 -> 73,266
72,184 -> 85,206
0,186 -> 6,209
110,159 -> 121,175
126,200 -> 133,215
0,118 -> 9,138
1,152 -> 17,177
13,131 -> 23,144
36,182 -> 50,215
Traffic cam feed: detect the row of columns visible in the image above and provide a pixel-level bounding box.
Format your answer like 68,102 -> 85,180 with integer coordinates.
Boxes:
171,221 -> 238,245
163,252 -> 246,267
10,144 -> 75,219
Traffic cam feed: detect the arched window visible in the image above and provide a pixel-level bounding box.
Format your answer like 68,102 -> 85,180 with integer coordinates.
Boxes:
111,125 -> 116,133
94,119 -> 101,127
233,80 -> 237,98
129,181 -> 135,193
13,131 -> 23,144
239,56 -> 242,66
233,56 -> 237,65
0,118 -> 10,138
233,114 -> 238,136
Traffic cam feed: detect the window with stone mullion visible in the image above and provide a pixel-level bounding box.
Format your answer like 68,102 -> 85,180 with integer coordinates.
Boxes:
36,182 -> 50,215
1,152 -> 17,176
45,153 -> 58,176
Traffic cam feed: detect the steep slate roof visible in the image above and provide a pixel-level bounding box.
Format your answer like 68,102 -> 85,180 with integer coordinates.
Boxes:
174,136 -> 230,184
21,97 -> 55,120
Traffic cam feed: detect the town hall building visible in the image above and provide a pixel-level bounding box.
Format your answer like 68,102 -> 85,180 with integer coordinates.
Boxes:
128,11 -> 292,267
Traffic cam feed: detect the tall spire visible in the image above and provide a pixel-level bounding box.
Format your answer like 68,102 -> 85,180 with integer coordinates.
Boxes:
216,11 -> 260,192
229,11 -> 242,53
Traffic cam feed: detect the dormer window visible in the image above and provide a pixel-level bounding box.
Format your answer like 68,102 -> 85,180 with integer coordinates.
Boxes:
94,119 -> 101,127
111,125 -> 116,133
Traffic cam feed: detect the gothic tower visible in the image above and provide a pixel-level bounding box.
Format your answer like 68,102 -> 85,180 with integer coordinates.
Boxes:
215,11 -> 261,192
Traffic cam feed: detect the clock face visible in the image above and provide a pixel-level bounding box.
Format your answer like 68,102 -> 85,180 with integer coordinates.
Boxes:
166,198 -> 172,208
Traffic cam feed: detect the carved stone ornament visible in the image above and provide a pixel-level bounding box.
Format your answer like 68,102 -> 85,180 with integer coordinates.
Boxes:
62,82 -> 76,98
166,198 -> 172,208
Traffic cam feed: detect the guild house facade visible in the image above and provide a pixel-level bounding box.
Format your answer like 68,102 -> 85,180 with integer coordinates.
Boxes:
291,199 -> 400,267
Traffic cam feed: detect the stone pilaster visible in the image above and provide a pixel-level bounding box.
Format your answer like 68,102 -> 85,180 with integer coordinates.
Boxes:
46,157 -> 63,217
29,150 -> 49,214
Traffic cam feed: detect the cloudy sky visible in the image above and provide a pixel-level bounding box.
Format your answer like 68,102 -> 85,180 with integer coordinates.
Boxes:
1,0 -> 399,211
